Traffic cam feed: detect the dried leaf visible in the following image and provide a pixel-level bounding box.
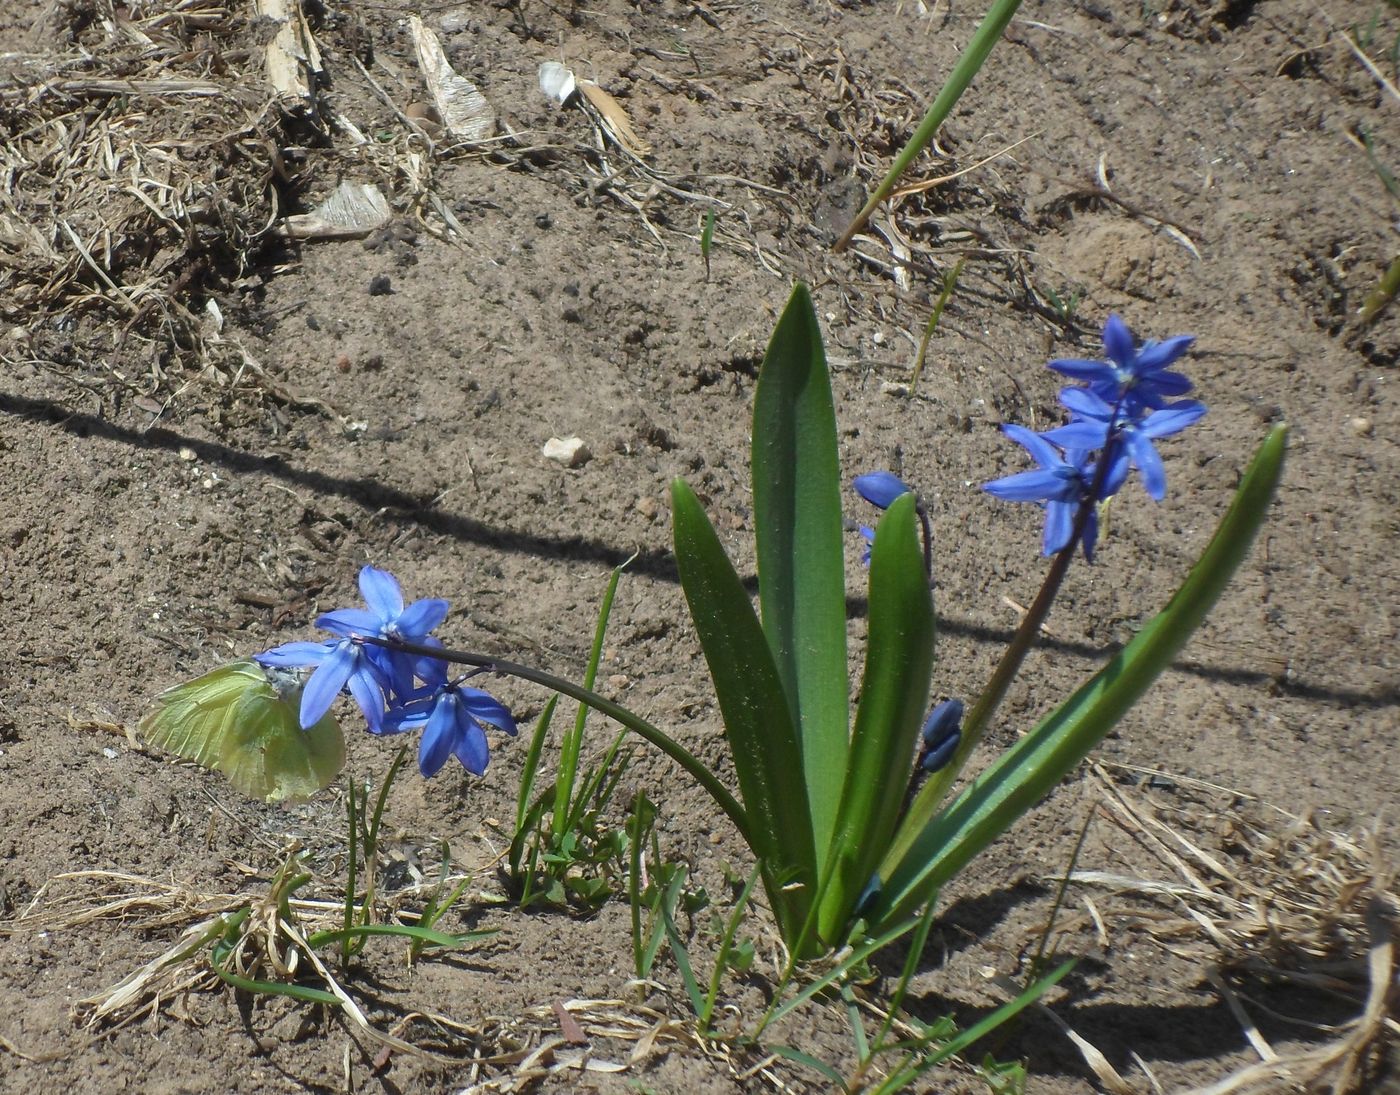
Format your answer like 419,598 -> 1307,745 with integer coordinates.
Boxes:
281,181 -> 391,240
539,61 -> 577,105
578,81 -> 651,158
408,15 -> 494,142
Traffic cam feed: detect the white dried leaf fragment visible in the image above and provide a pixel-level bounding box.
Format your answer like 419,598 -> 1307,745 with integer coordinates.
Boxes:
408,15 -> 495,142
538,61 -> 577,105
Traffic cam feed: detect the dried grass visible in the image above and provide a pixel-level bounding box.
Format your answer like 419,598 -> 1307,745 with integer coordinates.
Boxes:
1062,764 -> 1399,1093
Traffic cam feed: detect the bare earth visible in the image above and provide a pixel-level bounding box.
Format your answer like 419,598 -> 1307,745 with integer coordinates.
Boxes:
1,0 -> 1397,1091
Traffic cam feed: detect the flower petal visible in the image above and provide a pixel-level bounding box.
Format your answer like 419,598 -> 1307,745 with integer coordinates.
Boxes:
1102,314 -> 1135,366
459,687 -> 516,736
1058,386 -> 1113,421
394,598 -> 450,638
1041,420 -> 1109,452
300,642 -> 355,728
417,697 -> 457,777
346,667 -> 387,733
453,720 -> 491,776
1140,400 -> 1207,439
255,640 -> 336,668
1134,335 -> 1194,372
1000,423 -> 1064,470
316,608 -> 384,638
1127,431 -> 1168,500
853,471 -> 913,509
983,468 -> 1068,503
358,566 -> 404,621
1042,499 -> 1076,555
1047,357 -> 1115,384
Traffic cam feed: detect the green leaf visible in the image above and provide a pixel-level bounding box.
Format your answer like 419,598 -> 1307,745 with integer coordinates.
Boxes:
816,494 -> 934,943
752,283 -> 849,860
876,425 -> 1288,927
671,477 -> 817,937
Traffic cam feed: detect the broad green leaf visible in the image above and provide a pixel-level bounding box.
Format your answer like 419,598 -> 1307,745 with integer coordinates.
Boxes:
875,425 -> 1287,927
140,660 -> 344,803
671,478 -> 816,936
752,283 -> 849,859
816,494 -> 934,943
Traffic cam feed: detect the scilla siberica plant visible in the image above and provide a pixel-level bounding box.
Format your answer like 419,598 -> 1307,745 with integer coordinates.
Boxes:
141,286 -> 1285,962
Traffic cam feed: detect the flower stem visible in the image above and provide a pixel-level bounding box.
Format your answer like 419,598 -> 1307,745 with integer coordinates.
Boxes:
358,635 -> 752,847
886,436 -> 1117,863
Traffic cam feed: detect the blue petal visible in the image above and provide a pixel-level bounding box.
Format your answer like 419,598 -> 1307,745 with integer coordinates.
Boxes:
358,566 -> 404,621
1140,400 -> 1206,439
255,640 -> 336,668
418,697 -> 457,777
853,471 -> 913,510
343,667 -> 384,732
1058,386 -> 1113,420
381,701 -> 430,735
1127,432 -> 1168,500
1043,499 -> 1076,555
984,467 -> 1067,503
1134,335 -> 1194,372
1046,358 -> 1115,384
1081,506 -> 1100,561
453,721 -> 491,776
459,687 -> 516,736
300,642 -> 355,728
1000,423 -> 1064,470
1042,420 -> 1109,452
316,608 -> 384,637
1102,314 -> 1135,366
394,598 -> 450,638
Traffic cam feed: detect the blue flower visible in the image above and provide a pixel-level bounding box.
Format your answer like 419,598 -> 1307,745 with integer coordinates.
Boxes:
254,638 -> 389,732
316,566 -> 450,701
1043,389 -> 1206,501
853,471 -> 913,510
1048,314 -> 1195,411
983,425 -> 1127,558
384,662 -> 516,777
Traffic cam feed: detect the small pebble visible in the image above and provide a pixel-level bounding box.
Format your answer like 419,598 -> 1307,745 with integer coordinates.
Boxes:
1350,416 -> 1373,437
634,496 -> 658,520
881,380 -> 910,398
607,674 -> 630,690
542,436 -> 591,467
368,275 -> 392,296
334,352 -> 351,373
178,446 -> 196,461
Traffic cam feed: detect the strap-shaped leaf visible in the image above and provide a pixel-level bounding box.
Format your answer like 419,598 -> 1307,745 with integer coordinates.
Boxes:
875,425 -> 1287,928
752,283 -> 849,859
815,494 -> 934,943
671,478 -> 817,936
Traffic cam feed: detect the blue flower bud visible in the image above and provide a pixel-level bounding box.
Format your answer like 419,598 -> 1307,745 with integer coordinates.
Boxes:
853,471 -> 913,510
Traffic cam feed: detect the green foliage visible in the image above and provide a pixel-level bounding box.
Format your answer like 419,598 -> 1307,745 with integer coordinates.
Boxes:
666,282 -> 1286,957
507,562 -> 639,909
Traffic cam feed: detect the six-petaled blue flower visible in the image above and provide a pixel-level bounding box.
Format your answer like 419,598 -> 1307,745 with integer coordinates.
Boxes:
255,565 -> 514,779
979,314 -> 1203,557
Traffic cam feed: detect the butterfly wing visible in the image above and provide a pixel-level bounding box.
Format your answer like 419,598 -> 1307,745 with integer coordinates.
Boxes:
220,688 -> 345,803
140,660 -> 345,803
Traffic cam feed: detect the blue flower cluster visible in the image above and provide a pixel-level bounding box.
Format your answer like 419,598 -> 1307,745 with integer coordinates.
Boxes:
851,316 -> 1205,562
982,314 -> 1205,558
255,566 -> 516,777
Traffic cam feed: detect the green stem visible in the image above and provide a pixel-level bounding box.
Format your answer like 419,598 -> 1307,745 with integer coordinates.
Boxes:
360,635 -> 751,848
